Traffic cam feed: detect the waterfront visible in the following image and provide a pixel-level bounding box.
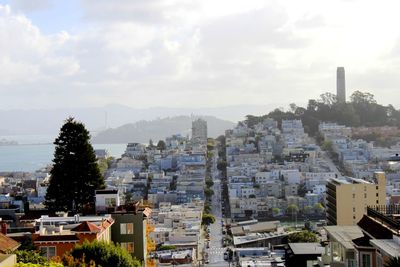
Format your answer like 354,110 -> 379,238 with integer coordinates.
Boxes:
0,143 -> 126,172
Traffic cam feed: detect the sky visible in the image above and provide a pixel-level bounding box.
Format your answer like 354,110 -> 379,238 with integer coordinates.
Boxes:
1,0 -> 400,110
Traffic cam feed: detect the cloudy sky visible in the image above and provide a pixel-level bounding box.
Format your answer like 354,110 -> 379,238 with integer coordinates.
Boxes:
1,0 -> 400,110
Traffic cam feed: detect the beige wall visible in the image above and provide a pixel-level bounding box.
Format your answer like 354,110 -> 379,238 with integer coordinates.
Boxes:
0,254 -> 16,267
336,172 -> 386,225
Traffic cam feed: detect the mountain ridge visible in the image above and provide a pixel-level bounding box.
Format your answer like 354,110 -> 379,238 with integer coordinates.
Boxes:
92,115 -> 235,144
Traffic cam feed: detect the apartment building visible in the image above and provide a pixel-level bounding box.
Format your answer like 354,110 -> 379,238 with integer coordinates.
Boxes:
326,172 -> 386,226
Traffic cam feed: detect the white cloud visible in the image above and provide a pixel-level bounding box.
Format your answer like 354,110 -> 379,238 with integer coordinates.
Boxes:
1,0 -> 400,109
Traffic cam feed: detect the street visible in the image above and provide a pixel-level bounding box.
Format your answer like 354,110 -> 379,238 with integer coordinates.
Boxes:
204,176 -> 229,266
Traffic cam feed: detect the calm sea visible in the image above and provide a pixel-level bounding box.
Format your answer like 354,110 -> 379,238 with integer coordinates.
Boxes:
0,135 -> 126,172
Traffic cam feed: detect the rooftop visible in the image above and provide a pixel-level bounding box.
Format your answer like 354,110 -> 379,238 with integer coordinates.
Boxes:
370,238 -> 400,258
0,232 -> 20,252
288,243 -> 325,255
324,226 -> 364,250
233,231 -> 292,246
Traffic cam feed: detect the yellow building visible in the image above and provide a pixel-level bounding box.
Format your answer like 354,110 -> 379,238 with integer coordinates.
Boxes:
326,172 -> 386,225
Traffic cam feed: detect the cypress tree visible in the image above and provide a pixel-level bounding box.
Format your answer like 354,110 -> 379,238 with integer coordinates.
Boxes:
45,117 -> 105,213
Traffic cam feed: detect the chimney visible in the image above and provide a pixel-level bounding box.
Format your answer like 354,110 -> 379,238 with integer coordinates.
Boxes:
1,223 -> 8,235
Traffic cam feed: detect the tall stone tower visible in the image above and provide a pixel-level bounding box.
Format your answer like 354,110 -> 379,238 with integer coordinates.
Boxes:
336,67 -> 346,103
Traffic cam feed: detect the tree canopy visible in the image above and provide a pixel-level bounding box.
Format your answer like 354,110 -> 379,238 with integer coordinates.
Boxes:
287,230 -> 319,243
62,240 -> 141,267
244,91 -> 400,137
156,140 -> 166,151
202,213 -> 216,225
45,117 -> 105,213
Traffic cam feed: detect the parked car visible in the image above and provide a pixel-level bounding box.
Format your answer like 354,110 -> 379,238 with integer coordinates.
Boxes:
223,252 -> 229,260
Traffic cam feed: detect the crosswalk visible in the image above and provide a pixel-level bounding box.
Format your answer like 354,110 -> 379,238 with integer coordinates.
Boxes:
207,247 -> 225,255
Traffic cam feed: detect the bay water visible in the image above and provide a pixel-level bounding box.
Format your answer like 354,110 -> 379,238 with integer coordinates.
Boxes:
0,135 -> 126,172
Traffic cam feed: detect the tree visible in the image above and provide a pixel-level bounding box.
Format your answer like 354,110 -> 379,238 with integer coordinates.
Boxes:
350,90 -> 377,104
272,208 -> 280,217
204,202 -> 211,213
148,139 -> 155,149
314,203 -> 325,214
304,205 -> 313,215
45,117 -> 105,213
319,92 -> 337,106
124,191 -> 133,204
321,140 -> 333,152
217,160 -> 227,171
286,204 -> 299,215
205,179 -> 214,188
204,188 -> 214,198
156,140 -> 166,151
202,213 -> 216,225
16,250 -> 47,265
62,240 -> 141,267
287,230 -> 319,243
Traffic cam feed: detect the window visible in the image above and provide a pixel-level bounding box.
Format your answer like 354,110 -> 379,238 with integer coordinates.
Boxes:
353,207 -> 356,212
120,242 -> 134,253
120,223 -> 134,234
376,193 -> 379,197
40,246 -> 56,260
364,193 -> 367,198
361,253 -> 371,267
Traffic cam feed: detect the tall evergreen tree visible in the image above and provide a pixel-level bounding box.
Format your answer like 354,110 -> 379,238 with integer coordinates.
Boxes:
45,117 -> 105,213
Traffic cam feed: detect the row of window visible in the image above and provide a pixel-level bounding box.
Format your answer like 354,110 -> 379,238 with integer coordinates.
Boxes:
120,223 -> 134,234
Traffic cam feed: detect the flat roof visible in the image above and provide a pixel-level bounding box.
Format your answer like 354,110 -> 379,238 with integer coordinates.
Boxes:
324,226 -> 364,250
233,231 -> 291,246
288,243 -> 325,255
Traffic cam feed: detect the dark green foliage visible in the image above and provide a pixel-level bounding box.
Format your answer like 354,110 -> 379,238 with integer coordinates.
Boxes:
204,202 -> 211,213
18,235 -> 36,251
45,117 -> 105,213
63,240 -> 141,267
287,230 -> 319,243
202,213 -> 216,225
158,245 -> 176,251
314,203 -> 325,214
384,256 -> 400,267
321,140 -> 333,152
16,250 -> 47,264
205,179 -> 214,187
156,140 -> 166,151
217,160 -> 227,171
286,204 -> 299,214
204,188 -> 214,198
244,91 -> 400,137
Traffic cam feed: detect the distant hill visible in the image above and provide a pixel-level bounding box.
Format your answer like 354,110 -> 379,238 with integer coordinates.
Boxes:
0,104 -> 274,136
92,116 -> 235,144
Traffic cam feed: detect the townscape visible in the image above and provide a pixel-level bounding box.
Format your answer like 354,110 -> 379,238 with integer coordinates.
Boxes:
1,68 -> 400,267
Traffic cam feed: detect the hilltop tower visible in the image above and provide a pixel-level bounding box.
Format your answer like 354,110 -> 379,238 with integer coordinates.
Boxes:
336,67 -> 346,103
